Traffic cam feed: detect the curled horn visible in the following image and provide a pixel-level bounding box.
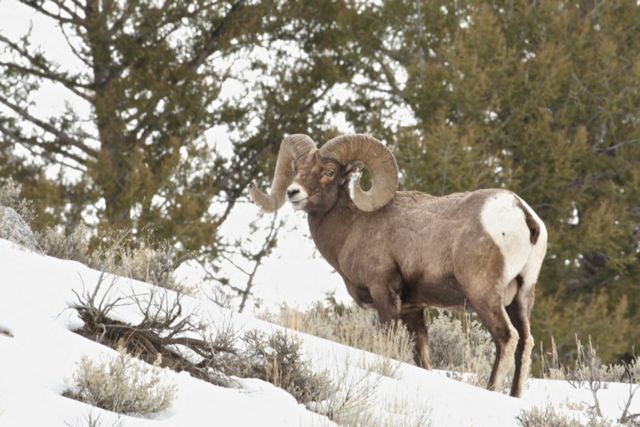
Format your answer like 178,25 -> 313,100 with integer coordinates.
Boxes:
319,134 -> 398,212
250,134 -> 316,212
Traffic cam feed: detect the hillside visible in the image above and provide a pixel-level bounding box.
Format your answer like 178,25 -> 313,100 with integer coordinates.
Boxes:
0,238 -> 637,426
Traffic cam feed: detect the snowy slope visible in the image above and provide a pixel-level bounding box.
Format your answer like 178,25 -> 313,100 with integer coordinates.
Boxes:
0,238 -> 637,426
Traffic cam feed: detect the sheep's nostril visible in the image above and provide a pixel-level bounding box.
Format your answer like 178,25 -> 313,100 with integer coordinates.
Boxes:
287,188 -> 300,199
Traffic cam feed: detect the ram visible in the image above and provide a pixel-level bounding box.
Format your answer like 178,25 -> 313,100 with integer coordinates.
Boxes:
250,134 -> 547,397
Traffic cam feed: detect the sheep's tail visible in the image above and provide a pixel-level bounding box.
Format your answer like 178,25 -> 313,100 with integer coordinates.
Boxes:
516,200 -> 540,245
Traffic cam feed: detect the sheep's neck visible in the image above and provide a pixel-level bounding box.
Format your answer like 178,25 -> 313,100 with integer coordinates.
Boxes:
307,189 -> 357,270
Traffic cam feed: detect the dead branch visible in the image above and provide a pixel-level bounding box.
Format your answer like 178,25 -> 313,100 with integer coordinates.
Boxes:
238,214 -> 283,313
71,272 -> 240,386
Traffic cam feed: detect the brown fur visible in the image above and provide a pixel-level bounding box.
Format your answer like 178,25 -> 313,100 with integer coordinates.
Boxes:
517,200 -> 540,244
284,150 -> 546,397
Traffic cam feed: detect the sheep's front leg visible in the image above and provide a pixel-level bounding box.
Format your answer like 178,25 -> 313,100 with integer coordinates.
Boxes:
369,284 -> 401,326
401,309 -> 432,369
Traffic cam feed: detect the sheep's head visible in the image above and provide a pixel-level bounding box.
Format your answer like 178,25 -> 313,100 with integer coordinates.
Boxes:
250,134 -> 399,214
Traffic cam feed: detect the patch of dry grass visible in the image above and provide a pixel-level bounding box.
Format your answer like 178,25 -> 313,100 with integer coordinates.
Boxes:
263,300 -> 497,387
263,301 -> 414,367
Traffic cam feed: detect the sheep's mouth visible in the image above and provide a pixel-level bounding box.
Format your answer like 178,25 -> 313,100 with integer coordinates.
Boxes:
289,198 -> 308,210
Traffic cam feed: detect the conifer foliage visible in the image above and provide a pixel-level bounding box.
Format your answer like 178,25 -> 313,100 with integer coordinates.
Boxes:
1,1 -> 638,363
335,0 -> 640,362
0,0 -> 354,255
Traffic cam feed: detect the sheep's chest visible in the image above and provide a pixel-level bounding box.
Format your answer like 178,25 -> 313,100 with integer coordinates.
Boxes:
344,283 -> 377,309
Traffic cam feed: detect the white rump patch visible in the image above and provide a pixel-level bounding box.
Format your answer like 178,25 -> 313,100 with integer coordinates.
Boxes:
480,192 -> 533,284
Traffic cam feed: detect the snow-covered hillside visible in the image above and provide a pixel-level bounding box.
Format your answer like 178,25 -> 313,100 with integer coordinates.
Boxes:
0,238 -> 637,426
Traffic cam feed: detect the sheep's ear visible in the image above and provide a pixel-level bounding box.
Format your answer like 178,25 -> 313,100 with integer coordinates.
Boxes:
341,160 -> 364,184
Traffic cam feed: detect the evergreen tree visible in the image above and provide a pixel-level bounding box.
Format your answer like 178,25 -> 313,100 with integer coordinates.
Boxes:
331,0 -> 640,362
0,0 -> 355,259
2,0 -> 638,359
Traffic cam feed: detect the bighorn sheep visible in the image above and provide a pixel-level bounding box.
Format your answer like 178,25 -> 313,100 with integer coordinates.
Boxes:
250,134 -> 547,397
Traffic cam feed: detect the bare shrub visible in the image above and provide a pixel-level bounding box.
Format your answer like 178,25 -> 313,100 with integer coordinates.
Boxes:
64,410 -> 124,427
72,273 -> 237,386
93,237 -> 191,294
309,353 -> 431,427
565,337 -> 622,418
539,336 -> 566,380
517,404 -> 614,427
517,405 -> 583,427
311,356 -> 379,426
0,178 -> 34,223
619,357 -> 640,426
363,354 -> 402,379
239,329 -> 333,404
568,337 -> 627,384
71,273 -> 332,404
377,393 -> 432,427
540,336 -> 640,424
110,241 -> 185,293
64,349 -> 177,416
39,226 -> 188,293
569,347 -> 640,426
37,224 -> 92,265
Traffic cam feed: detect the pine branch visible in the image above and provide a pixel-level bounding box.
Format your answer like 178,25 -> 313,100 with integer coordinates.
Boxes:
208,77 -> 333,204
0,33 -> 93,98
186,0 -> 247,70
69,0 -> 84,10
0,61 -> 91,102
0,122 -> 88,170
107,0 -> 140,36
49,0 -> 85,22
0,94 -> 96,159
19,0 -> 84,25
0,33 -> 46,66
59,24 -> 93,68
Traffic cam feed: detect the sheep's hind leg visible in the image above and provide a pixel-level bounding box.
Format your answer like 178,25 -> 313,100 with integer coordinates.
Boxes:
401,309 -> 431,369
505,284 -> 535,397
472,292 -> 519,393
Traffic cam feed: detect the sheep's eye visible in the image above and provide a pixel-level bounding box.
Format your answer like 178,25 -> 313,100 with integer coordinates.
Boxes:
323,170 -> 335,177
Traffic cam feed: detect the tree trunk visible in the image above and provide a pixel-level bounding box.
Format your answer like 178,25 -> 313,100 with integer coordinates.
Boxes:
85,0 -> 133,230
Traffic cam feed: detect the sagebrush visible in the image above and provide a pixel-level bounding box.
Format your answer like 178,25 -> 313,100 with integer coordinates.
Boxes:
517,404 -> 614,427
427,309 -> 496,387
517,405 -> 585,427
72,275 -> 332,405
0,178 -> 34,224
64,350 -> 177,415
264,299 -> 497,387
239,329 -> 333,404
39,225 -> 187,293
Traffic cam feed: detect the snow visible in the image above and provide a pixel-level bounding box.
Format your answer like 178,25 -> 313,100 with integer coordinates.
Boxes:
0,239 -> 330,427
0,238 -> 638,426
